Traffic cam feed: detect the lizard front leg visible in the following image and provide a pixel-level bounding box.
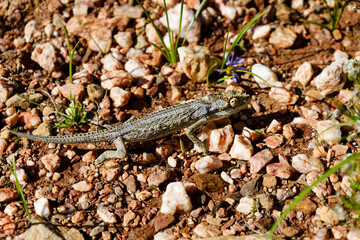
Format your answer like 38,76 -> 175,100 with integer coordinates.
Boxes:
185,118 -> 210,155
94,137 -> 127,165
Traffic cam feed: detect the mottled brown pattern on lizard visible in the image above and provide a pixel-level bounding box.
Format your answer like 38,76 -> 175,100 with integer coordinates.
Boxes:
8,90 -> 251,165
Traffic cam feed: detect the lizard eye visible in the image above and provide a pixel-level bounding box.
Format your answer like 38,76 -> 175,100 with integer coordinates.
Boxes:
230,98 -> 238,107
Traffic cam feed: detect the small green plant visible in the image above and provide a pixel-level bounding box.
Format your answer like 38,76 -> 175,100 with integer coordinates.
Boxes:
62,23 -> 82,84
20,91 -> 88,129
8,157 -> 31,220
206,9 -> 270,87
54,95 -> 88,129
300,0 -> 349,34
136,0 -> 207,64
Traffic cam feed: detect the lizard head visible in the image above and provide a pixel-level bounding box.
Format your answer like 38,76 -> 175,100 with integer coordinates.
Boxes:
209,90 -> 251,117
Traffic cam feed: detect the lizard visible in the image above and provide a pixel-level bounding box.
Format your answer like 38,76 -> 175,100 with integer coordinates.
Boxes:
8,90 -> 251,165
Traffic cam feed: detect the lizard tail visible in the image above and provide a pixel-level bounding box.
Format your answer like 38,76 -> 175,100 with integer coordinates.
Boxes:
7,128 -> 114,144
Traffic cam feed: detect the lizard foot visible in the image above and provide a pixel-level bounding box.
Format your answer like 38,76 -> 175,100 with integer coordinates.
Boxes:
94,150 -> 126,165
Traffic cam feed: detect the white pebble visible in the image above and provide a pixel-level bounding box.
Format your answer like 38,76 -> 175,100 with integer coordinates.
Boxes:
124,59 -> 150,78
195,156 -> 223,174
34,197 -> 51,217
229,135 -> 253,160
220,171 -> 233,184
236,196 -> 255,215
252,25 -> 271,40
348,229 -> 360,240
293,62 -> 313,86
0,139 -> 8,155
160,182 -> 192,215
269,86 -> 299,105
167,156 -> 177,168
316,120 -> 341,145
72,181 -> 94,192
291,0 -> 304,10
316,206 -> 339,225
78,194 -> 91,210
97,204 -> 117,223
208,125 -> 234,153
251,63 -> 280,88
0,83 -> 14,104
313,59 -> 348,96
4,203 -> 18,216
291,154 -> 324,173
10,168 -> 28,185
24,20 -> 37,42
109,87 -> 131,107
193,222 -> 221,238
101,54 -> 123,71
154,231 -> 177,240
307,172 -> 332,198
114,32 -> 133,48
249,149 -> 274,173
334,50 -> 349,61
159,3 -> 200,43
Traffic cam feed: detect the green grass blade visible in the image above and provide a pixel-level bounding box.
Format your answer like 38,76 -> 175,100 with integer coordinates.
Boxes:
223,9 -> 269,68
300,19 -> 331,32
206,62 -> 219,87
181,0 -> 208,46
81,22 -> 105,54
62,22 -> 74,83
137,0 -> 171,61
8,157 -> 31,220
174,0 -> 184,59
151,43 -> 171,63
235,69 -> 271,87
334,0 -> 349,30
221,31 -> 230,69
323,0 -> 334,28
267,152 -> 360,239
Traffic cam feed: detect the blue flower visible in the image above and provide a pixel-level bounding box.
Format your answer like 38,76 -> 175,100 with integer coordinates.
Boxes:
214,52 -> 246,83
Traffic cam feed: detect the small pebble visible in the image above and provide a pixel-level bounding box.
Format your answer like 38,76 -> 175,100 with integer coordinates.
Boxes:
34,197 -> 51,217
72,181 -> 94,192
251,63 -> 280,88
97,204 -> 117,223
195,155 -> 223,174
229,135 -> 253,160
291,154 -> 324,173
160,182 -> 192,215
236,197 -> 255,215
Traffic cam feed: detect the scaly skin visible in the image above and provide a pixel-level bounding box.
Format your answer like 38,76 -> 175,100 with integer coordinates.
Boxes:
8,90 -> 251,165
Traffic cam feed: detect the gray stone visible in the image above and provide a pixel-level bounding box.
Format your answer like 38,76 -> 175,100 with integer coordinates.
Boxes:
240,176 -> 262,196
32,122 -> 52,136
123,175 -> 138,193
147,166 -> 171,186
19,216 -> 84,240
257,193 -> 274,210
87,84 -> 105,102
89,223 -> 106,237
177,46 -> 220,83
5,93 -> 43,109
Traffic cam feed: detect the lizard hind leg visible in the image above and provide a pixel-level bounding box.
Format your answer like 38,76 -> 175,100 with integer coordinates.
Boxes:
94,137 -> 127,165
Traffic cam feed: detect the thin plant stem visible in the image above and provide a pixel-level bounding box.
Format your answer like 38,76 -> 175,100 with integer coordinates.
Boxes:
182,0 -> 208,46
136,0 -> 172,62
8,157 -> 31,220
81,23 -> 106,54
222,9 -> 269,69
